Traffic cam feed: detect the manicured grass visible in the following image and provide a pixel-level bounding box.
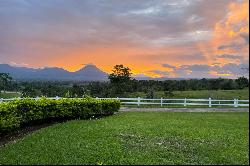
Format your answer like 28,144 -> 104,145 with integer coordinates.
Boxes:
171,89 -> 249,99
0,92 -> 21,99
126,89 -> 249,100
0,112 -> 249,165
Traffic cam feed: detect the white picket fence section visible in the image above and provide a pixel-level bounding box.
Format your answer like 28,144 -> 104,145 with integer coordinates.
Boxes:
0,97 -> 249,108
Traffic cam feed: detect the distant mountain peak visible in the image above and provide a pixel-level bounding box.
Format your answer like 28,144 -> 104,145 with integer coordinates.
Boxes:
39,67 -> 68,71
0,63 -> 108,81
75,64 -> 107,79
76,64 -> 102,72
80,64 -> 99,69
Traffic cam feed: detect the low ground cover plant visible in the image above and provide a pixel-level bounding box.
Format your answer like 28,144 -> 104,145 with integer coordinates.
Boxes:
0,97 -> 120,133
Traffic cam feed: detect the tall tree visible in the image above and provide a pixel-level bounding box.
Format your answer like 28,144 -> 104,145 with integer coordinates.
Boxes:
108,64 -> 132,84
108,64 -> 133,96
21,85 -> 41,97
0,73 -> 12,92
235,77 -> 249,89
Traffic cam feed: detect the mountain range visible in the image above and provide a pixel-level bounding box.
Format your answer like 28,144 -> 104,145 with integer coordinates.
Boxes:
0,64 -> 187,81
0,64 -> 108,81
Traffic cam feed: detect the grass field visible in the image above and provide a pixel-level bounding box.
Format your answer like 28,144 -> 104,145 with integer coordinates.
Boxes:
0,89 -> 249,100
126,89 -> 249,99
0,92 -> 21,99
0,112 -> 248,165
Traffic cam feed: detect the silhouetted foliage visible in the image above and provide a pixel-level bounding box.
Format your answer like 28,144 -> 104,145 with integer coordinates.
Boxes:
108,64 -> 133,96
1,65 -> 249,98
108,64 -> 132,84
0,73 -> 12,92
235,77 -> 249,89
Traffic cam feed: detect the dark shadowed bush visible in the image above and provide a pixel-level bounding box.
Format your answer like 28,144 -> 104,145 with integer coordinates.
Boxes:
0,98 -> 120,133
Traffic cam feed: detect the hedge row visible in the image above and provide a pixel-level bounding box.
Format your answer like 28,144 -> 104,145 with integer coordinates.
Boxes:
0,98 -> 120,133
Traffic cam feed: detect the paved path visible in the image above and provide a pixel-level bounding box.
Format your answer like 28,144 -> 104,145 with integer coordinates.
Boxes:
120,107 -> 249,112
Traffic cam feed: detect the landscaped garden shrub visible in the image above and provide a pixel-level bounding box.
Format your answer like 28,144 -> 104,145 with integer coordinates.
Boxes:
0,103 -> 20,132
0,98 -> 120,133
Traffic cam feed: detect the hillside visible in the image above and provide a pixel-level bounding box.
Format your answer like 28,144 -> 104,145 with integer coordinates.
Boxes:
0,64 -> 108,81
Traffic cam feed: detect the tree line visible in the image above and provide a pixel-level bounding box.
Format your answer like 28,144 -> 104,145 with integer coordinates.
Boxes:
0,65 -> 249,98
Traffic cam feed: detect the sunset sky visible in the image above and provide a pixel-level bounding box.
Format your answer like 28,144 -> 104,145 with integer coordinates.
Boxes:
0,0 -> 249,78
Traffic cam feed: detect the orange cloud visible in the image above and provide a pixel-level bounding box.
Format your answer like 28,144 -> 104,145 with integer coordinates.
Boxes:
195,0 -> 249,68
212,0 -> 249,64
209,71 -> 232,77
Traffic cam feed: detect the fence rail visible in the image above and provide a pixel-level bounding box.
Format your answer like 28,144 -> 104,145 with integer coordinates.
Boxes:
97,97 -> 249,107
0,97 -> 249,108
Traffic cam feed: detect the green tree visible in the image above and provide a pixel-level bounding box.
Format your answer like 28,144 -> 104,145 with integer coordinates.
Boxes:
146,87 -> 155,98
108,64 -> 132,84
0,73 -> 12,92
220,79 -> 237,90
71,84 -> 85,97
163,81 -> 174,97
21,86 -> 41,97
235,77 -> 249,89
108,65 -> 133,96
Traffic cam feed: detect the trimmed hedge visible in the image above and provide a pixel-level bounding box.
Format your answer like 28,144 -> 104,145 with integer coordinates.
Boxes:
0,98 -> 120,133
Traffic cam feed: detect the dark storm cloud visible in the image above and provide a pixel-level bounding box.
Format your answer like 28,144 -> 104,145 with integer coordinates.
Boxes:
217,43 -> 244,50
216,54 -> 243,59
162,64 -> 176,69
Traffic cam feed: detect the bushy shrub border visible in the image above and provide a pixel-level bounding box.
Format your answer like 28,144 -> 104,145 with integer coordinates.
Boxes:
0,98 -> 120,133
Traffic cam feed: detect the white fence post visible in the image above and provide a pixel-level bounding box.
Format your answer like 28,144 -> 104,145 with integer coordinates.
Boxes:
0,98 -> 3,103
137,97 -> 140,106
184,98 -> 187,107
234,99 -> 238,107
160,98 -> 163,107
209,98 -> 212,107
55,96 -> 59,100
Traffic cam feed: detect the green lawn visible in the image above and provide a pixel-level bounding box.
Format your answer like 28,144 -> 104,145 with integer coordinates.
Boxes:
0,112 -> 248,165
126,89 -> 249,100
171,89 -> 249,99
0,92 -> 21,99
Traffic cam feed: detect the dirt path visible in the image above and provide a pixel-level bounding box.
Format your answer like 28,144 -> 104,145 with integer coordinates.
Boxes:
120,107 -> 249,112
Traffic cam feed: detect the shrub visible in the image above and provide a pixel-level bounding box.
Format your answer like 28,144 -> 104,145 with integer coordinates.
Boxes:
0,98 -> 120,133
0,103 -> 20,132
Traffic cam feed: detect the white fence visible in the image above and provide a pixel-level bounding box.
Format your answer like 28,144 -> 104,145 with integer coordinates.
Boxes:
0,97 -> 249,108
97,97 -> 249,107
